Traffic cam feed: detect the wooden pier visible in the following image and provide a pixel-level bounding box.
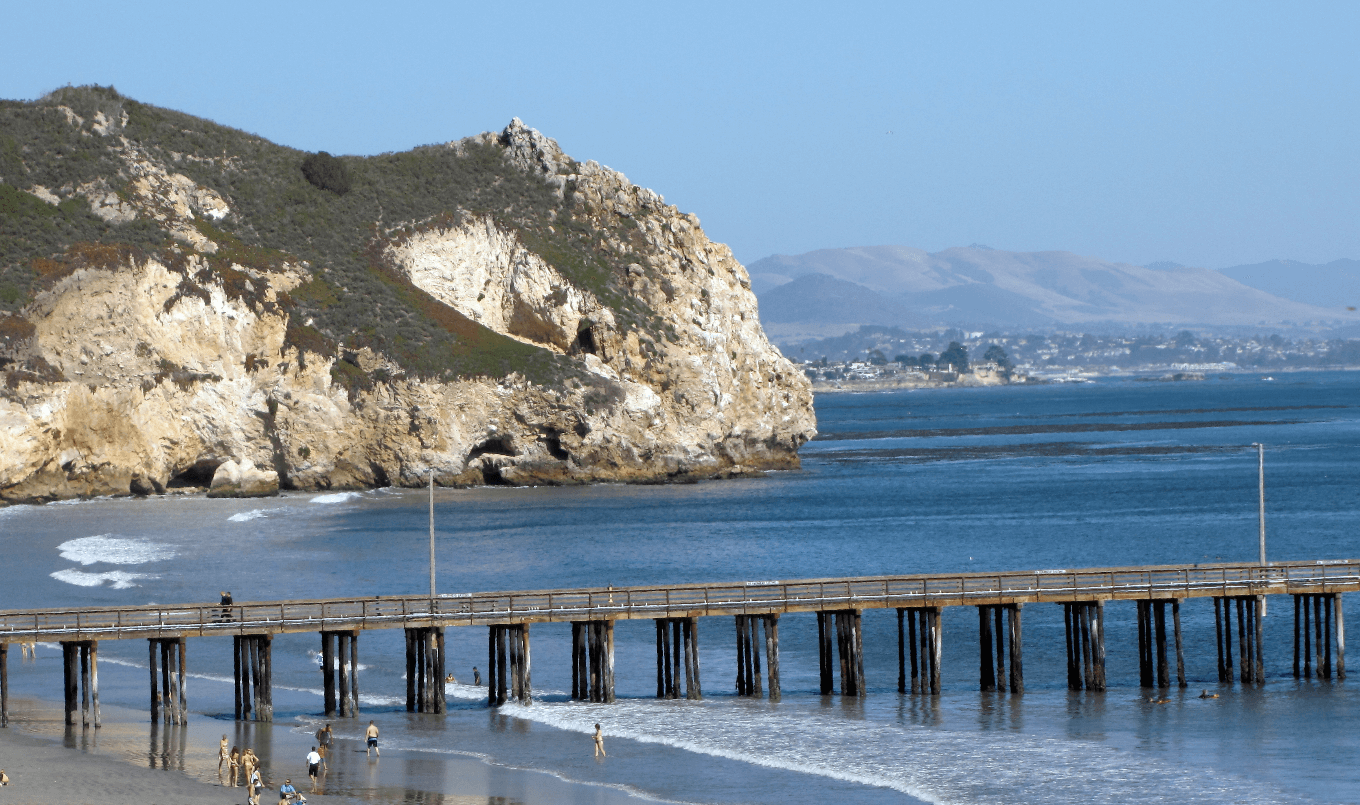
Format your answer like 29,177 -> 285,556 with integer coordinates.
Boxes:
0,558 -> 1354,726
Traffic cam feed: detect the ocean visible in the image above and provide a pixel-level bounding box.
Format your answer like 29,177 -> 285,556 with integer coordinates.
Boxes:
1,370 -> 1358,804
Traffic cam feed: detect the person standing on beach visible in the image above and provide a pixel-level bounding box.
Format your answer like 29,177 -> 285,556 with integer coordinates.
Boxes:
249,767 -> 264,805
0,769 -> 9,785
218,734 -> 230,776
593,723 -> 606,758
242,748 -> 258,792
306,746 -> 322,790
228,746 -> 241,786
315,723 -> 333,769
365,720 -> 380,757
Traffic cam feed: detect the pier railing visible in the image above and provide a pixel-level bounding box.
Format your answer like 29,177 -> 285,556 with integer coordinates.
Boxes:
3,559 -> 1358,641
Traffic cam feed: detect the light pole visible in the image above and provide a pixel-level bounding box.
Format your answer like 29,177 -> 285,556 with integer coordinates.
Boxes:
429,470 -> 436,601
1252,443 -> 1266,566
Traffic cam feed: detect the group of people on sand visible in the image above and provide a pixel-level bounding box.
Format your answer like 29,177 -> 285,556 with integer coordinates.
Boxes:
219,738 -> 267,803
219,733 -> 329,803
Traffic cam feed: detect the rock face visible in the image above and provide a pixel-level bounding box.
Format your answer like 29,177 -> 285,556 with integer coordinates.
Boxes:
0,99 -> 815,504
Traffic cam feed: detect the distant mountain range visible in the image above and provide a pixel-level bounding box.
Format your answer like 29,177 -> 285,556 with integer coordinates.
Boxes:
750,246 -> 1360,341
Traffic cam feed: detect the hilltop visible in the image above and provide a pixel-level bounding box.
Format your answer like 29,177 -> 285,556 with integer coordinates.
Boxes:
0,86 -> 814,503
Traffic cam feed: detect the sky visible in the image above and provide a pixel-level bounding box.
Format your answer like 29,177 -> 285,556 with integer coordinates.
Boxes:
3,1 -> 1357,269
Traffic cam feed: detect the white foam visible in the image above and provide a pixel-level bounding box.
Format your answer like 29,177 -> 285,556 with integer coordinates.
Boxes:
228,509 -> 269,522
507,698 -> 1289,805
310,492 -> 362,504
57,535 -> 175,565
50,569 -> 156,589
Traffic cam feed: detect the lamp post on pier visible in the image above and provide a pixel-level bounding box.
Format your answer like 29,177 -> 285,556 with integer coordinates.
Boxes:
1252,443 -> 1266,566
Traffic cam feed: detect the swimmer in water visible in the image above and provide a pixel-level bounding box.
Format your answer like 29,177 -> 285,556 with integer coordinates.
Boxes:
1199,689 -> 1219,699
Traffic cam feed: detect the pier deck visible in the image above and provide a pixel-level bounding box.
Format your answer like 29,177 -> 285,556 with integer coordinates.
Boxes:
3,558 -> 1357,642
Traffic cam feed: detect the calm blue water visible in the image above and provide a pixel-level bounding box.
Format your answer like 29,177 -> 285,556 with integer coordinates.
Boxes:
2,371 -> 1358,804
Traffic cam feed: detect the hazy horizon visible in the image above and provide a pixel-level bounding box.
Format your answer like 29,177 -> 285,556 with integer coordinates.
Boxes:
4,2 -> 1357,271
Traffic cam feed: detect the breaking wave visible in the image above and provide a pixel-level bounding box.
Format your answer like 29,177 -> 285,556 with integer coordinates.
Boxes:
57,535 -> 175,565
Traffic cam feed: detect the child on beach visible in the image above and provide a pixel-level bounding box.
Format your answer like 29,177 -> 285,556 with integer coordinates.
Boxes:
593,723 -> 605,758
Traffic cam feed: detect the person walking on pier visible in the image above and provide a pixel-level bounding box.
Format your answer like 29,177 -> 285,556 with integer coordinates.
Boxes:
593,723 -> 606,758
365,721 -> 380,757
220,591 -> 233,622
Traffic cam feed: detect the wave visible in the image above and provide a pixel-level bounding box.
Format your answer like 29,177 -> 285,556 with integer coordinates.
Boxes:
505,698 -> 1289,805
310,492 -> 363,504
50,569 -> 157,589
57,535 -> 175,565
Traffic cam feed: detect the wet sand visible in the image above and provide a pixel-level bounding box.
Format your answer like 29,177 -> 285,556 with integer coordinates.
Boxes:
0,696 -> 656,805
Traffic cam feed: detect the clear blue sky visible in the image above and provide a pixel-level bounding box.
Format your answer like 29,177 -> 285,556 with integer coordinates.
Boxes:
4,1 -> 1357,268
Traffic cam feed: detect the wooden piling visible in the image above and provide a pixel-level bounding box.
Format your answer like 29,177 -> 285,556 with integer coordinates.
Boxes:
1314,594 -> 1324,678
908,608 -> 920,694
1080,604 -> 1095,690
1323,595 -> 1333,678
0,642 -> 7,727
348,633 -> 359,717
1136,601 -> 1151,687
836,613 -> 851,695
149,640 -> 160,720
818,613 -> 833,695
979,603 -> 1000,690
655,620 -> 666,698
1093,601 -> 1107,691
604,621 -> 616,703
1254,596 -> 1265,685
176,638 -> 187,725
518,625 -> 529,705
496,624 -> 508,706
899,609 -> 909,694
765,615 -> 780,702
1337,594 -> 1346,680
1007,605 -> 1022,694
1063,604 -> 1077,690
1302,594 -> 1312,677
63,642 -> 78,726
160,641 -> 172,723
1155,601 -> 1169,688
735,616 -> 747,695
689,617 -> 703,698
338,631 -> 351,717
1,642 -> 8,727
80,643 -> 90,727
322,631 -> 336,717
1293,595 -> 1301,677
1172,600 -> 1186,688
993,606 -> 1006,692
853,611 -> 866,696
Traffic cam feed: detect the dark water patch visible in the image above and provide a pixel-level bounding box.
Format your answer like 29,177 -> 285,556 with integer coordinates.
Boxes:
817,441 -> 1241,463
813,419 -> 1293,441
1045,404 -> 1348,419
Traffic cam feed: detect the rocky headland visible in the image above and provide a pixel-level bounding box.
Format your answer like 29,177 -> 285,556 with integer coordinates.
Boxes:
0,87 -> 815,504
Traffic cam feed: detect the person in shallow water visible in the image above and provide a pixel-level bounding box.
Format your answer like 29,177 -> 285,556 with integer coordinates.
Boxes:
593,723 -> 606,758
473,666 -> 481,685
366,720 -> 380,756
315,723 -> 332,769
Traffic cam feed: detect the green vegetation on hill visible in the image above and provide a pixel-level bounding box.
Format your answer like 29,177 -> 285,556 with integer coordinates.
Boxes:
0,85 -> 667,384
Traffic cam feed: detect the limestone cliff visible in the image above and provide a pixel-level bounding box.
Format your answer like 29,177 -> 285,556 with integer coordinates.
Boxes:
0,88 -> 814,503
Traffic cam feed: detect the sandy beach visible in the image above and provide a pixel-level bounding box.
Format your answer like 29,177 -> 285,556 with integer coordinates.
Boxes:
0,725 -> 259,805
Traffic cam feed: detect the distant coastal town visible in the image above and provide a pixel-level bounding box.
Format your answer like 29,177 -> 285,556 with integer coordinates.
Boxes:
791,326 -> 1360,391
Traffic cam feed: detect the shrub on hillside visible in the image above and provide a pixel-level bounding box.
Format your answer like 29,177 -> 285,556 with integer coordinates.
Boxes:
300,151 -> 351,195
